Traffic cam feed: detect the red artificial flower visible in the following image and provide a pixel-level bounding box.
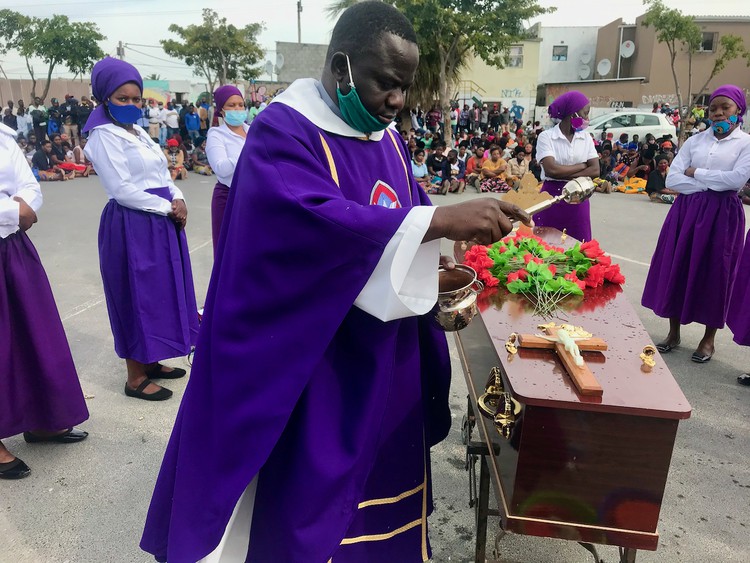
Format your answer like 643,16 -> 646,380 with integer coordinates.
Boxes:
581,240 -> 605,259
596,254 -> 612,267
523,253 -> 533,264
603,263 -> 626,284
585,263 -> 606,288
498,245 -> 508,253
564,272 -> 586,290
548,264 -> 557,276
517,269 -> 528,281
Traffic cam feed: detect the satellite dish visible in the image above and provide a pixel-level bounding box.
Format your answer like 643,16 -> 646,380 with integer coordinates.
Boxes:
264,61 -> 274,76
579,65 -> 591,80
275,53 -> 285,70
597,59 -> 612,77
580,50 -> 592,64
620,40 -> 635,58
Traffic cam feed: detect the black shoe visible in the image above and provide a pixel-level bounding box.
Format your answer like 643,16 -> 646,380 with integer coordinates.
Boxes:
655,340 -> 680,353
124,379 -> 173,401
691,351 -> 713,364
23,428 -> 89,444
737,373 -> 750,386
0,458 -> 31,480
146,363 -> 187,380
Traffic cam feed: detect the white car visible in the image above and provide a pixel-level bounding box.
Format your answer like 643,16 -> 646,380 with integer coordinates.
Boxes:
585,111 -> 677,143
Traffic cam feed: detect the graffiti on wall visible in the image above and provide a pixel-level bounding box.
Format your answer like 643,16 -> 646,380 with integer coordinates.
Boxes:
641,93 -> 678,105
501,88 -> 523,98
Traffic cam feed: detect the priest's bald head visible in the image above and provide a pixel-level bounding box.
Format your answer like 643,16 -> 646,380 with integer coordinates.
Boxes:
323,1 -> 419,132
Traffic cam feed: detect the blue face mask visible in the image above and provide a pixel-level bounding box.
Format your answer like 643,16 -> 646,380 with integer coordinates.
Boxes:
224,110 -> 248,126
336,54 -> 390,134
712,114 -> 738,135
107,102 -> 141,125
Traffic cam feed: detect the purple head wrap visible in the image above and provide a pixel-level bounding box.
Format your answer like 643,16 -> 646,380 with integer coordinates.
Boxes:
709,84 -> 747,123
213,85 -> 244,114
549,90 -> 590,119
82,57 -> 143,133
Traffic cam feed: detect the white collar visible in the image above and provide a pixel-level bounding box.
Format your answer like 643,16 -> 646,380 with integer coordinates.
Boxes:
708,125 -> 748,142
92,122 -> 161,149
549,123 -> 588,141
272,78 -> 390,141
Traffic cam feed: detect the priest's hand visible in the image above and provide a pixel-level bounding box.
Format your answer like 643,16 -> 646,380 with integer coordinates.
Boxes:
15,196 -> 38,232
424,199 -> 532,245
439,255 -> 456,270
170,199 -> 188,228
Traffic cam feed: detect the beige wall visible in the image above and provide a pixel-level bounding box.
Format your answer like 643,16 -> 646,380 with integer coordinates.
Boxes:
0,78 -> 91,107
460,41 -> 541,109
594,19 -> 623,80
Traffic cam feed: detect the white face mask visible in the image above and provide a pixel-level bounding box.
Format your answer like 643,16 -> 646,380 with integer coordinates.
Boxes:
550,117 -> 562,125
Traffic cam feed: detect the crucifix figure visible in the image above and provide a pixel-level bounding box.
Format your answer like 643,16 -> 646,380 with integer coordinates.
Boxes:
516,322 -> 606,396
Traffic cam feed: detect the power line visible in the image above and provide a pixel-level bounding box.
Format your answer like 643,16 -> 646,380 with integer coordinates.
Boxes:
124,45 -> 191,67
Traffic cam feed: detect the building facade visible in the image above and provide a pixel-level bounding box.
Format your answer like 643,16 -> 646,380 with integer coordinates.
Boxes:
535,24 -> 600,84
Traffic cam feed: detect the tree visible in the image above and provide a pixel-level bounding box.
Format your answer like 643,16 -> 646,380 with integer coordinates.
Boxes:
643,0 -> 749,139
162,8 -> 264,97
0,10 -> 104,101
145,73 -> 162,81
327,0 -> 550,145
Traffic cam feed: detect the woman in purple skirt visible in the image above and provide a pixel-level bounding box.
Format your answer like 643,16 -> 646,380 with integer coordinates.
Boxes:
0,123 -> 89,480
642,85 -> 750,363
728,235 -> 750,385
205,85 -> 248,255
534,90 -> 600,242
83,57 -> 199,401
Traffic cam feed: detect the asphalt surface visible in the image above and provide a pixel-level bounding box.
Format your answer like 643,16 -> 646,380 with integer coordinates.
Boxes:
1,174 -> 748,563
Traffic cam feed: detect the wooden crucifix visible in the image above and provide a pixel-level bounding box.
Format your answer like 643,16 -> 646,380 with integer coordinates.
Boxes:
517,323 -> 606,396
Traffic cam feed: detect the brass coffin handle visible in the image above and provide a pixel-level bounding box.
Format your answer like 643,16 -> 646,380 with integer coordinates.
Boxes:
477,367 -> 522,440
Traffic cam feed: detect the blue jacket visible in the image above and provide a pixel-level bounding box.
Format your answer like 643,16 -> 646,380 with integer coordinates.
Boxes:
185,112 -> 200,131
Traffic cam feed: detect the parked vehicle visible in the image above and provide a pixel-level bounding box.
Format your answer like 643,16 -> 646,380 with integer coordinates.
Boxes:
585,111 -> 677,143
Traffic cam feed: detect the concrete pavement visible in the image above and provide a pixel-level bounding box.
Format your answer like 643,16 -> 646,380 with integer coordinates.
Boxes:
0,174 -> 748,562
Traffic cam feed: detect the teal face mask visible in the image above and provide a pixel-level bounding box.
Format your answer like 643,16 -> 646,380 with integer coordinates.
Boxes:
336,54 -> 390,134
224,110 -> 248,126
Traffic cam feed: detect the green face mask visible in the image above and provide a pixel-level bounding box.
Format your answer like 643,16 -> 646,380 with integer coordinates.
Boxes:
336,54 -> 390,134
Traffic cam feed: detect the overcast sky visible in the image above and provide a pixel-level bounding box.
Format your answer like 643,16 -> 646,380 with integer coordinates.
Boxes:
1,0 -> 749,82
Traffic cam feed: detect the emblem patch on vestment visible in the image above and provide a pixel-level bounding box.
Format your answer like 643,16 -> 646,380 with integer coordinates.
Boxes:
369,180 -> 401,209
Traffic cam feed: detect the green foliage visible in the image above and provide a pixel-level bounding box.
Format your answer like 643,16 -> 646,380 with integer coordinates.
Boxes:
161,8 -> 264,95
0,10 -> 104,101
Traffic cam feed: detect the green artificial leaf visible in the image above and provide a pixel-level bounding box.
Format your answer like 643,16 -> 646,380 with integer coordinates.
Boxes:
507,279 -> 531,294
525,260 -> 539,273
538,266 -> 554,281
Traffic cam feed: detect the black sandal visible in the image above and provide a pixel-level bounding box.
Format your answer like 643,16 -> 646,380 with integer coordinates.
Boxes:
738,373 -> 750,386
146,363 -> 187,380
124,379 -> 173,401
655,340 -> 680,353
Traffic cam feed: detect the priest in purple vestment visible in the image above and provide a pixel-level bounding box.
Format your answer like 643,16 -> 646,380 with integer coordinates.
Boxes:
141,3 -> 530,561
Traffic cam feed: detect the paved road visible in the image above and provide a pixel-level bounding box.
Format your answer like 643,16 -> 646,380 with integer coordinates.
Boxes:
1,174 -> 748,563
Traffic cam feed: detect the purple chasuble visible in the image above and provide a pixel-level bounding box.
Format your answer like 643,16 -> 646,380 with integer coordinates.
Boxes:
728,230 -> 750,345
141,101 -> 451,562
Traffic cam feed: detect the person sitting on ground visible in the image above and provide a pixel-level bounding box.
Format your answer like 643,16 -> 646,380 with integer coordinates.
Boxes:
191,137 -> 213,176
480,145 -> 510,193
410,147 -> 432,192
62,140 -> 93,177
422,130 -> 434,149
457,144 -> 468,164
164,138 -> 187,180
426,140 -> 446,182
464,145 -> 486,192
645,154 -> 678,203
71,137 -> 96,175
440,149 -> 466,194
615,133 -> 629,151
627,145 -> 656,180
31,140 -> 71,181
48,133 -> 87,177
594,143 -> 615,193
407,136 -> 418,157
506,144 -> 530,189
659,140 -> 675,164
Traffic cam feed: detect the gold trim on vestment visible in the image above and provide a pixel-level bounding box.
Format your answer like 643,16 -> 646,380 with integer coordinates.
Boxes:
357,482 -> 425,508
318,132 -> 340,188
339,518 -> 422,545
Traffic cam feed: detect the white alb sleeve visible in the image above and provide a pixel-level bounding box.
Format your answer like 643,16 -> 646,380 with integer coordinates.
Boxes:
355,206 -> 440,322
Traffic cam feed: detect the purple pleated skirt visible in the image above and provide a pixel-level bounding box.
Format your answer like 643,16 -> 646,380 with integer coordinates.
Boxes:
211,182 -> 230,256
642,190 -> 745,328
98,192 -> 199,365
0,231 -> 89,439
728,229 -> 750,345
534,179 -> 592,242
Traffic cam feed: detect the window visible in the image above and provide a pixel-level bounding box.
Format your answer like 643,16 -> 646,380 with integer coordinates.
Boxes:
634,114 -> 660,126
699,32 -> 716,52
552,45 -> 568,61
509,46 -> 523,68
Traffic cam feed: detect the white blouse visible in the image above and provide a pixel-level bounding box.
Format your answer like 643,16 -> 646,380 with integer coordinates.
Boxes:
536,124 -> 598,181
0,123 -> 42,239
84,123 -> 184,215
206,123 -> 250,188
666,127 -> 750,194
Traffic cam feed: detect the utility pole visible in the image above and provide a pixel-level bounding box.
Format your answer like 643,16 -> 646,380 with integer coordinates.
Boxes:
117,41 -> 125,60
297,1 -> 302,44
